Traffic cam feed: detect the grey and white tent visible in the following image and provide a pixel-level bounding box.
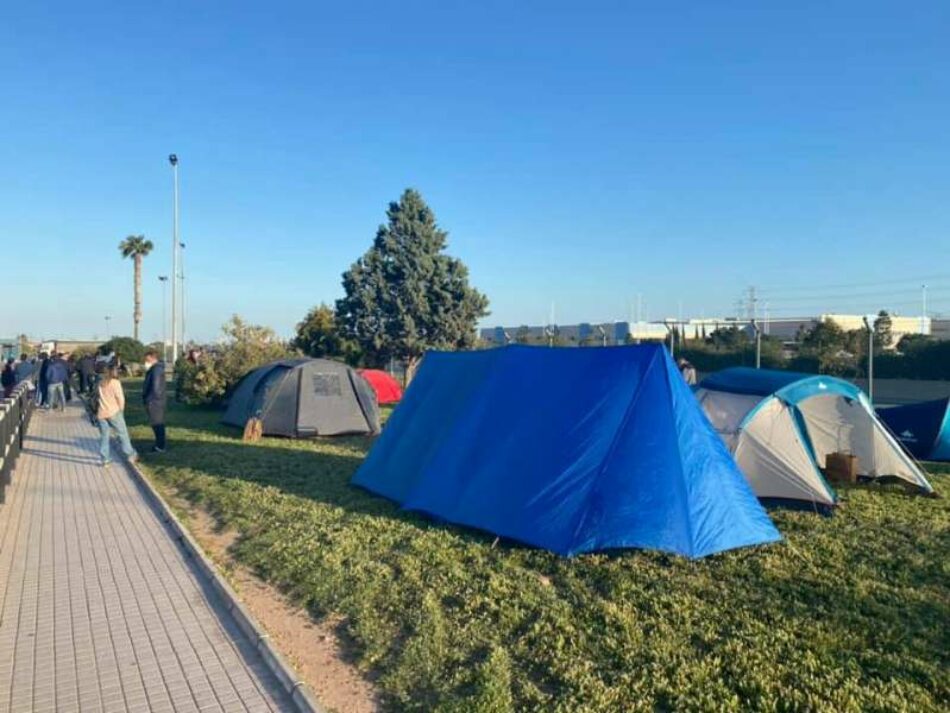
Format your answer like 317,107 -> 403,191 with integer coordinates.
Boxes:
222,358 -> 381,437
695,367 -> 933,508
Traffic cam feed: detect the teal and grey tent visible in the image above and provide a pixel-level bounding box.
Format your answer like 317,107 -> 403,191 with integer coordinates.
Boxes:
695,368 -> 934,507
877,397 -> 950,461
222,358 -> 380,437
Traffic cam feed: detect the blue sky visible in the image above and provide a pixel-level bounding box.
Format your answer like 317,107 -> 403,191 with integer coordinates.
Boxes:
2,1 -> 949,343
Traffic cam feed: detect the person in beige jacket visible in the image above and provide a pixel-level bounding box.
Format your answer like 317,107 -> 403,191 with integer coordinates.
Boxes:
96,367 -> 138,466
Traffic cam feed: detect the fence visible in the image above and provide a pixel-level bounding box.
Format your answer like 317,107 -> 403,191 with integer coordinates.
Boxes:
1,381 -> 35,505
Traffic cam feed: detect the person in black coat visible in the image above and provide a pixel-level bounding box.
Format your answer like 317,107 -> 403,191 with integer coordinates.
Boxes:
142,349 -> 167,452
1,358 -> 15,398
78,354 -> 96,394
36,353 -> 50,406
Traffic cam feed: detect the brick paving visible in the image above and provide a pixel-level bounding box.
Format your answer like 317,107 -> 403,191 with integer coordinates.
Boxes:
0,404 -> 296,713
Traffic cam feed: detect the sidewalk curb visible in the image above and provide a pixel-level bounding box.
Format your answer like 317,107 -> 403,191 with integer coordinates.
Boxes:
119,448 -> 324,713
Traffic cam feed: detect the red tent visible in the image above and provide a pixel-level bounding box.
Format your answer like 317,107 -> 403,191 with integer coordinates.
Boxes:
358,369 -> 403,404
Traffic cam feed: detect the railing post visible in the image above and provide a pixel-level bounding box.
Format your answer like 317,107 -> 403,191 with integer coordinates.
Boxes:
0,382 -> 33,506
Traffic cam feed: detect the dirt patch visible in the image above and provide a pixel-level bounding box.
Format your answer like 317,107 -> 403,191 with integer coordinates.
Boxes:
179,500 -> 382,713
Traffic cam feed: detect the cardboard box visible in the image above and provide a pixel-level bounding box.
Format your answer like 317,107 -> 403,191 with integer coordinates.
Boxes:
825,452 -> 858,483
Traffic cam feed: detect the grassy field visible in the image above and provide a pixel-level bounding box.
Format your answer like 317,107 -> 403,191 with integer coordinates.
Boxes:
122,383 -> 949,712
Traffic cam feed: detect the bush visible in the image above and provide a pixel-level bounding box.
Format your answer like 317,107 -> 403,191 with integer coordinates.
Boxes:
876,339 -> 950,380
175,316 -> 294,405
98,336 -> 146,364
68,345 -> 98,360
293,304 -> 362,365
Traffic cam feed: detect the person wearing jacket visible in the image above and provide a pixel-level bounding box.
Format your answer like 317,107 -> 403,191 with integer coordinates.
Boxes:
1,359 -> 15,398
14,354 -> 34,384
36,353 -> 50,406
96,366 -> 137,467
46,353 -> 69,411
78,354 -> 96,394
142,349 -> 166,452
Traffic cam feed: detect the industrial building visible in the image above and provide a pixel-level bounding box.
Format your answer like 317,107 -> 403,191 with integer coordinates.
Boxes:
482,313 -> 937,349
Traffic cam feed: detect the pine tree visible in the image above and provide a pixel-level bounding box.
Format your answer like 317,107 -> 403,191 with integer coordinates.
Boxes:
336,189 -> 489,378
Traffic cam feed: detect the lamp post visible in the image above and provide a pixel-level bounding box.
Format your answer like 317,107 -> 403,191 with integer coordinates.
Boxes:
179,241 -> 186,349
664,321 -> 676,359
104,315 -> 111,339
751,319 -> 762,368
158,276 -> 169,362
169,153 -> 180,365
862,315 -> 876,404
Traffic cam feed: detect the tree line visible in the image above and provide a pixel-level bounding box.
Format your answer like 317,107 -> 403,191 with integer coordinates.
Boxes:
678,312 -> 950,380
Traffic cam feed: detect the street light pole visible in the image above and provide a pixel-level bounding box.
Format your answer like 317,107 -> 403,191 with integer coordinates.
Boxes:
104,315 -> 111,338
751,319 -> 762,368
863,315 -> 875,404
922,283 -> 928,334
179,242 -> 186,349
664,321 -> 675,359
169,154 -> 180,365
158,276 -> 169,362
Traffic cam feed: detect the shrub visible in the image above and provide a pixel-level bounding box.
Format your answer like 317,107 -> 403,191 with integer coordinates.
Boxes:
175,316 -> 294,405
293,304 -> 363,365
98,336 -> 146,364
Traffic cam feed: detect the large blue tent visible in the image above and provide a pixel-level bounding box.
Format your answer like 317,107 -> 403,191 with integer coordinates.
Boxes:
352,344 -> 781,559
877,397 -> 950,461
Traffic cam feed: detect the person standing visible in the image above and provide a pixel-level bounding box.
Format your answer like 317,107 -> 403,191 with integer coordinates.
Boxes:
46,353 -> 69,411
14,354 -> 34,385
142,349 -> 166,453
36,353 -> 50,406
677,357 -> 697,386
64,354 -> 74,402
78,353 -> 96,394
95,366 -> 138,467
1,359 -> 15,398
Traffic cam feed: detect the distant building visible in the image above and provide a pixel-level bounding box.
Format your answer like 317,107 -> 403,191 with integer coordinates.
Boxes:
482,312 -> 932,350
481,321 -> 669,346
930,318 -> 950,341
33,339 -> 101,355
820,314 -> 929,348
0,338 -> 17,361
702,314 -> 929,348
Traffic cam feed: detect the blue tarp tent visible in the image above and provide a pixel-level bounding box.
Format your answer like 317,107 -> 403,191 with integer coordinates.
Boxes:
696,368 -> 934,507
352,344 -> 781,559
877,398 -> 950,461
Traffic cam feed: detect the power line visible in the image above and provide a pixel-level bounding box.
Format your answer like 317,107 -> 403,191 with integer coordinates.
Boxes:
759,272 -> 950,293
762,286 -> 950,304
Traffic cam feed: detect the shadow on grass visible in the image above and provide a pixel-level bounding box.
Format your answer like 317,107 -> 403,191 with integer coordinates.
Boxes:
121,397 -> 458,541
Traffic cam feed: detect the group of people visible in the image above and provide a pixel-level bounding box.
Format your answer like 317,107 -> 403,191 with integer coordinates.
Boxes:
2,349 -> 167,468
1,352 -> 70,404
95,349 -> 166,466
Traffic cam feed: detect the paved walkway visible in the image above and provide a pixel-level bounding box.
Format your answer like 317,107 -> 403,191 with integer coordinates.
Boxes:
0,403 -> 296,713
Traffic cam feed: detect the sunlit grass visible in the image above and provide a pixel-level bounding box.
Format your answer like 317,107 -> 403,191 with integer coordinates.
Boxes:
123,381 -> 950,711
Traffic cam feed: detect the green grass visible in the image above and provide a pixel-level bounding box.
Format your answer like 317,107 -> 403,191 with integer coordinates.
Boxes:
122,381 -> 950,712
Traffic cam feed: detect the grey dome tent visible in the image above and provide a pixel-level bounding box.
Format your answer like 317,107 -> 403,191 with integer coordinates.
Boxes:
222,358 -> 381,437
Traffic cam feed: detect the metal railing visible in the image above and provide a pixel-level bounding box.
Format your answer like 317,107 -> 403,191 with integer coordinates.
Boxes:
1,382 -> 36,505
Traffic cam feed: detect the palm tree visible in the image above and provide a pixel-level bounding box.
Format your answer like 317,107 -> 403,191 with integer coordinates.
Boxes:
118,235 -> 154,341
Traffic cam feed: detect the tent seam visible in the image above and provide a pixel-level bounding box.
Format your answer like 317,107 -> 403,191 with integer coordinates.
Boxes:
568,346 -> 660,554
660,353 -> 697,558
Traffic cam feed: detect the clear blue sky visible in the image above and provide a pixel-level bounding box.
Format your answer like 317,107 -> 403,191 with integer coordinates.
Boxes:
2,1 -> 949,343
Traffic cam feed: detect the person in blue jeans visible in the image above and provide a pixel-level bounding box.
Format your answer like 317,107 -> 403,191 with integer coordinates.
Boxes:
45,353 -> 69,411
95,367 -> 138,466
